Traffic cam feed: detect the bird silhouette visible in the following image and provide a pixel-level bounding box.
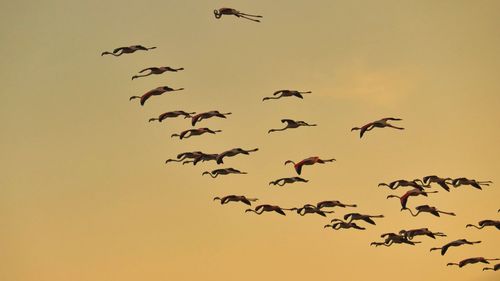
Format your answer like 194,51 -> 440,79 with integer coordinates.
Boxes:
351,117 -> 404,138
430,239 -> 481,256
203,168 -> 247,178
149,110 -> 195,122
214,7 -> 262,22
132,66 -> 184,80
130,86 -> 184,106
284,156 -> 335,175
101,45 -> 156,56
213,195 -> 257,206
262,90 -> 311,101
269,177 -> 308,186
268,119 -> 317,133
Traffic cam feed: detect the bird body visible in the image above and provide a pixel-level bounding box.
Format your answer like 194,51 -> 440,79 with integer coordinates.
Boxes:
101,45 -> 156,56
387,188 -> 438,209
447,257 -> 500,268
371,232 -> 421,247
268,119 -> 317,133
284,156 -> 335,175
191,111 -> 231,126
203,168 -> 247,178
216,148 -> 258,164
451,177 -> 492,190
399,228 -> 446,240
325,219 -> 365,230
344,213 -> 384,225
214,7 -> 262,22
404,204 -> 456,217
171,128 -> 222,140
269,177 -> 308,186
213,195 -> 257,206
291,204 -> 334,217
351,117 -> 404,138
422,175 -> 452,192
132,66 -> 184,80
262,90 -> 311,101
130,86 -> 184,106
149,110 -> 195,122
245,205 -> 292,216
466,220 -> 500,230
378,179 -> 428,190
430,239 -> 481,255
316,200 -> 357,209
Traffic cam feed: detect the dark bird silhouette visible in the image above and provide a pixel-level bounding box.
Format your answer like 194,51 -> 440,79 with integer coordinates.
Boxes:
191,111 -> 231,126
213,195 -> 257,206
316,200 -> 357,209
165,151 -> 203,164
101,45 -> 156,56
171,128 -> 222,140
214,7 -> 262,22
130,86 -> 184,106
370,232 -> 421,247
284,156 -> 336,175
216,148 -> 258,164
149,110 -> 195,122
269,177 -> 308,186
447,257 -> 500,268
132,66 -> 184,80
262,90 -> 312,101
422,175 -> 453,192
325,219 -> 365,230
466,220 -> 500,230
203,168 -> 247,178
403,205 -> 456,217
378,179 -> 428,190
351,117 -> 404,138
245,205 -> 292,216
430,239 -> 481,256
399,228 -> 446,240
386,188 -> 438,210
291,204 -> 334,217
186,152 -> 219,166
344,213 -> 384,225
451,177 -> 492,190
483,263 -> 500,271
268,119 -> 317,133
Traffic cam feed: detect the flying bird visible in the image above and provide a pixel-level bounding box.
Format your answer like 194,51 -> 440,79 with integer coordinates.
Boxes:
149,110 -> 195,122
386,188 -> 438,209
291,204 -> 334,217
214,7 -> 262,22
399,228 -> 446,240
447,257 -> 500,268
245,205 -> 292,216
284,156 -> 336,175
324,219 -> 366,230
130,86 -> 184,106
269,177 -> 308,186
191,111 -> 231,126
316,200 -> 357,209
451,178 -> 492,190
132,66 -> 184,80
378,179 -> 428,190
213,195 -> 257,206
351,117 -> 404,138
186,152 -> 219,166
403,205 -> 456,217
216,148 -> 258,164
203,168 -> 247,178
344,213 -> 384,225
370,232 -> 421,247
101,45 -> 156,56
430,239 -> 481,256
165,151 -> 204,164
466,220 -> 500,230
483,263 -> 500,271
171,128 -> 222,140
262,90 -> 311,101
422,175 -> 453,192
268,119 -> 317,133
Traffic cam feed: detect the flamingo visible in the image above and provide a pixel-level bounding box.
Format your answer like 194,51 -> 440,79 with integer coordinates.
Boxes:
191,111 -> 231,126
378,179 -> 428,190
422,175 -> 453,192
291,204 -> 334,217
447,257 -> 500,268
216,148 -> 258,164
430,239 -> 481,256
399,228 -> 446,240
269,177 -> 308,186
483,263 -> 500,271
213,195 -> 257,206
214,7 -> 262,22
386,188 -> 438,210
203,168 -> 247,178
268,119 -> 317,133
129,86 -> 184,106
351,117 -> 404,138
245,205 -> 292,216
165,151 -> 203,164
171,128 -> 222,140
403,205 -> 456,217
316,200 -> 357,209
132,66 -> 184,80
344,213 -> 384,225
324,219 -> 365,230
187,152 -> 219,166
451,177 -> 492,190
262,90 -> 312,101
284,156 -> 336,175
101,45 -> 156,56
466,220 -> 500,230
370,233 -> 421,247
149,110 -> 195,122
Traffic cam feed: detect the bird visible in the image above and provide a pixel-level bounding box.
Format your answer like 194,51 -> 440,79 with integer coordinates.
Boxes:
186,152 -> 219,166
370,233 -> 421,247
262,90 -> 312,101
386,188 -> 438,210
132,66 -> 184,80
191,111 -> 232,126
483,263 -> 500,271
216,148 -> 258,164
378,179 -> 428,190
101,45 -> 156,56
466,220 -> 500,230
213,195 -> 257,206
171,128 -> 222,140
165,151 -> 204,164
203,168 -> 247,178
399,228 -> 446,240
403,205 -> 456,217
351,117 -> 404,138
269,177 -> 308,186
316,200 -> 357,209
129,86 -> 184,106
149,110 -> 195,122
430,239 -> 481,256
324,219 -> 365,230
284,156 -> 336,175
268,119 -> 317,133
344,213 -> 384,225
245,205 -> 292,216
214,7 -> 262,22
451,177 -> 492,190
447,257 -> 500,268
422,175 -> 453,192
291,204 -> 334,217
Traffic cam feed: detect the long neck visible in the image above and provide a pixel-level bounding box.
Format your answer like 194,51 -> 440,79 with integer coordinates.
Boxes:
269,127 -> 287,133
263,96 -> 280,100
467,224 -> 483,229
430,247 -> 442,252
404,208 -> 419,217
149,118 -> 159,122
438,211 -> 455,216
165,159 -> 181,163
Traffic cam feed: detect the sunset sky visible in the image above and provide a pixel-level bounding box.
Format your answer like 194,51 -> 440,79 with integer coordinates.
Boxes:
1,1 -> 499,281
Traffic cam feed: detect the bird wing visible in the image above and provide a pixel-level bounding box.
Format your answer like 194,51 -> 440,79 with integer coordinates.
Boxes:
273,90 -> 286,96
281,119 -> 296,125
438,181 -> 451,192
139,67 -> 156,73
112,47 -> 125,53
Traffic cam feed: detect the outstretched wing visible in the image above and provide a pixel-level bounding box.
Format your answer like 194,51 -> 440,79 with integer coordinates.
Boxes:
273,90 -> 287,96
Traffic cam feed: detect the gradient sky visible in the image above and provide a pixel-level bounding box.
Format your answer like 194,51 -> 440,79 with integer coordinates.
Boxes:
1,1 -> 499,281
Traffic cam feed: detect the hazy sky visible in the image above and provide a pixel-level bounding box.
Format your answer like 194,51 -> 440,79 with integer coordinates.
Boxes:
1,1 -> 499,281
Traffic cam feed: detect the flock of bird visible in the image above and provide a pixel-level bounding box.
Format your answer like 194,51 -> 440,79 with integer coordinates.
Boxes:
101,7 -> 499,274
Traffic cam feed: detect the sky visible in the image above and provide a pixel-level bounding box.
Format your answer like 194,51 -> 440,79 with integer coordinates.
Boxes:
1,1 -> 499,280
